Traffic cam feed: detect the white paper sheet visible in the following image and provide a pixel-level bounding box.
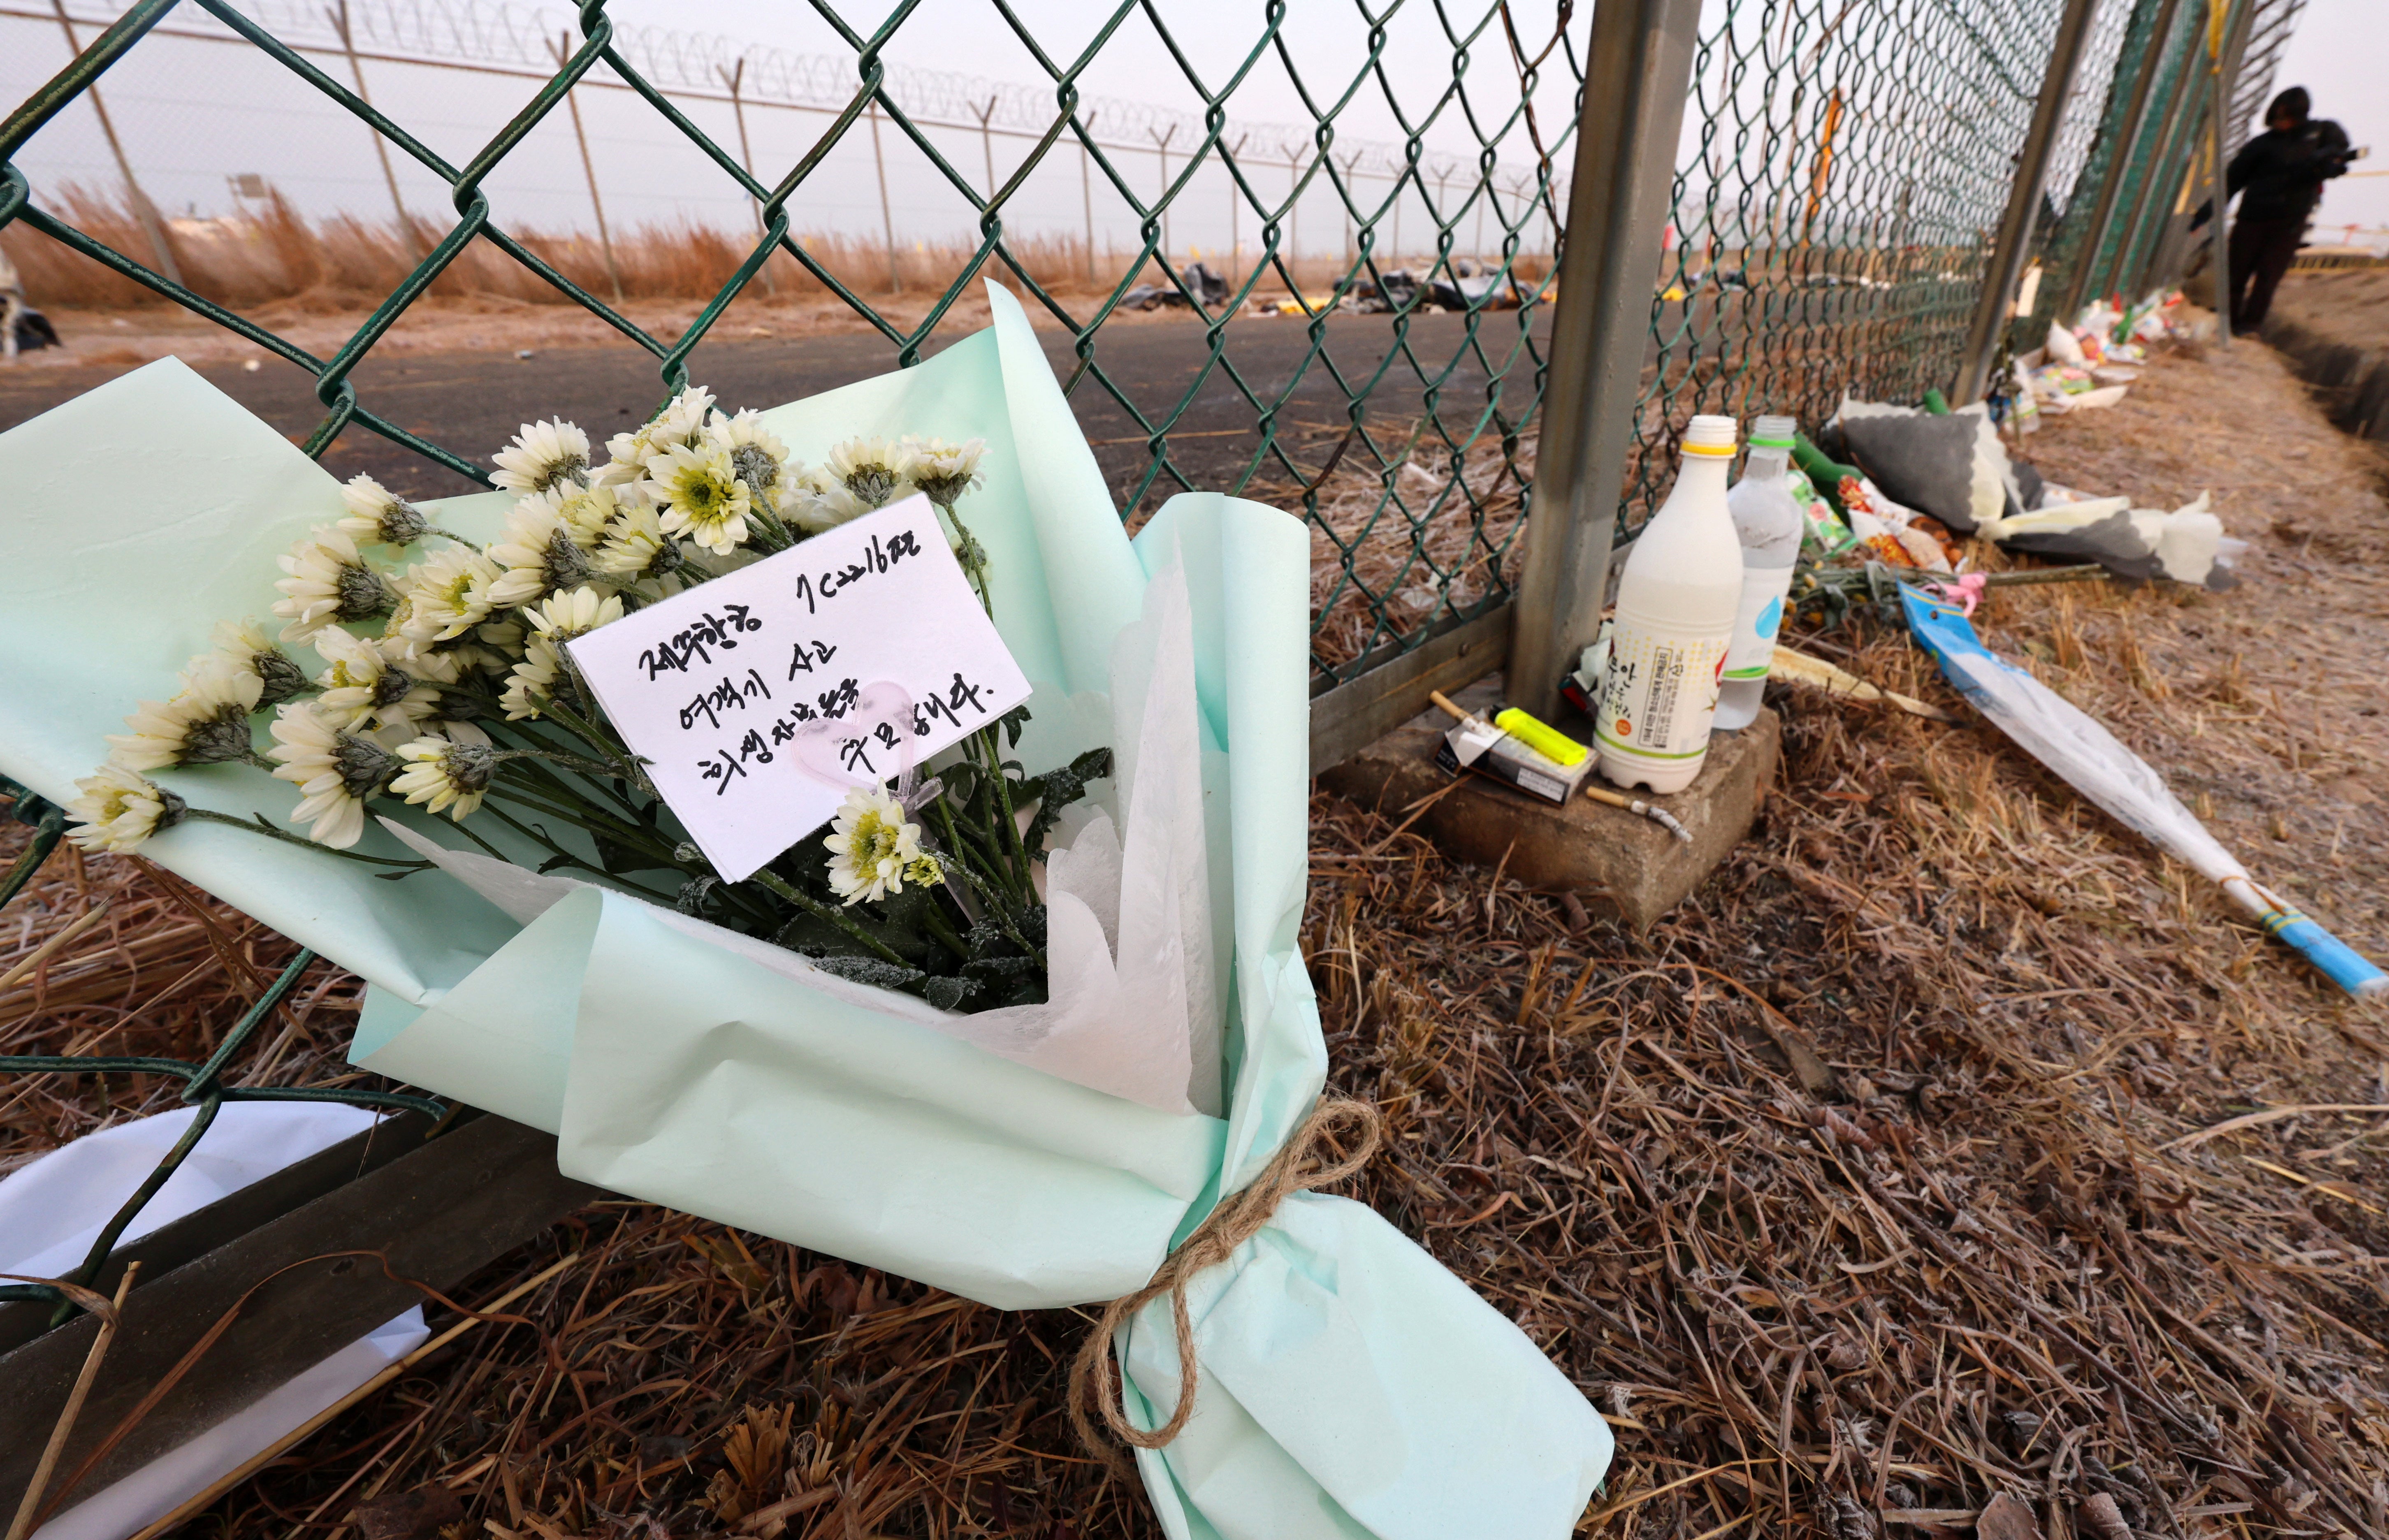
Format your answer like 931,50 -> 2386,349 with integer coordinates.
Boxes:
566,493 -> 1032,881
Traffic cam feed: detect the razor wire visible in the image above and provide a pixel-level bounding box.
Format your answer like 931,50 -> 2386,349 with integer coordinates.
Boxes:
1617,0 -> 2146,534
2227,0 -> 2304,140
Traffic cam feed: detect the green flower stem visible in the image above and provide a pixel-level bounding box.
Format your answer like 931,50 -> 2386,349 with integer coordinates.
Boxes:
747,506 -> 798,552
497,721 -> 653,821
486,771 -> 684,866
932,500 -> 991,613
423,526 -> 478,546
915,896 -> 971,962
980,729 -> 1032,892
500,747 -> 628,781
942,858 -> 1047,973
499,751 -> 662,840
540,684 -> 656,795
743,867 -> 911,967
179,807 -> 434,871
933,796 -> 1022,908
468,802 -> 680,905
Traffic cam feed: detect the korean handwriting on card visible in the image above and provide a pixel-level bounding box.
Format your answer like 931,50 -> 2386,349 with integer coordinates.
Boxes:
563,493 -> 1035,884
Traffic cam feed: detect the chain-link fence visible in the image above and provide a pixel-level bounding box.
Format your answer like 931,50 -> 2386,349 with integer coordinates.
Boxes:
1619,0 -> 2136,531
0,0 -> 2308,1326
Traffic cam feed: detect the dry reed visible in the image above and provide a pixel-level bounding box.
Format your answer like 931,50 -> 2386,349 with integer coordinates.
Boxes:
0,185 -> 1510,317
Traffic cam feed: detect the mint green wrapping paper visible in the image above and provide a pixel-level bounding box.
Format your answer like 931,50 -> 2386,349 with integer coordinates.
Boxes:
0,286 -> 1610,1537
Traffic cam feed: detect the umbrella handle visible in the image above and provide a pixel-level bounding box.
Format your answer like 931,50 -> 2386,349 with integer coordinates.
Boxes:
2223,877 -> 2389,1000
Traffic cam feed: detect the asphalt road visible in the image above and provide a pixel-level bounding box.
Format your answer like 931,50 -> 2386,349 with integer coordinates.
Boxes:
0,309 -> 1552,512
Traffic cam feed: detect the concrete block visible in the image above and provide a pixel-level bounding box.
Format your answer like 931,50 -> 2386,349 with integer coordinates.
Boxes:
1317,678 -> 1779,930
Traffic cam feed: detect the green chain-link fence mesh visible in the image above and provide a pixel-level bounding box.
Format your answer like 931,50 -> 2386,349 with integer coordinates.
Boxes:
0,0 -> 2261,1324
1617,0 -> 2165,532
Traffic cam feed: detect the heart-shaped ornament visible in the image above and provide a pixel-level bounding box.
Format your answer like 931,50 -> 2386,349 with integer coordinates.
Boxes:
786,679 -> 918,790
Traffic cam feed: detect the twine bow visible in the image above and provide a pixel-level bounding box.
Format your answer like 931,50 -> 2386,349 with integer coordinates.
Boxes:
1067,1098 -> 1382,1473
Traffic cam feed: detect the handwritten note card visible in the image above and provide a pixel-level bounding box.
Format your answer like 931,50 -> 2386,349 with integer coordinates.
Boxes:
566,493 -> 1032,883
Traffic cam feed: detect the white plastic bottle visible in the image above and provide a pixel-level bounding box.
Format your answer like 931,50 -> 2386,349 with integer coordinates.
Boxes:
1596,414 -> 1744,793
1714,415 -> 1805,731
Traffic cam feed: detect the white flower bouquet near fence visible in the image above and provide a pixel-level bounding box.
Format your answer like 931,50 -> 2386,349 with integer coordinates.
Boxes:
0,287 -> 1610,1539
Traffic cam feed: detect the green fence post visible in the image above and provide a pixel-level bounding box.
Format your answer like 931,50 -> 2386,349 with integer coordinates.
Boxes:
2062,0 -> 2189,319
1506,0 -> 1705,723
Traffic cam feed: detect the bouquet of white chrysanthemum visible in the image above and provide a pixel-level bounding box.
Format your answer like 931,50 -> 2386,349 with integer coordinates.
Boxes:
65,390 -> 1105,1016
0,290 -> 1613,1540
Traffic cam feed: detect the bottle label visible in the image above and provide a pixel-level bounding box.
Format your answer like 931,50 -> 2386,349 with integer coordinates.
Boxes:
1723,578 -> 1791,679
1787,466 -> 1856,556
1597,624 -> 1728,760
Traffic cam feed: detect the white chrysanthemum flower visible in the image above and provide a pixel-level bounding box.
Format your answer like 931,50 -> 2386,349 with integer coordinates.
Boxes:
825,436 -> 914,510
527,584 -> 623,642
106,656 -> 264,771
640,443 -> 752,557
594,385 -> 717,487
902,435 -> 987,508
552,482 -> 622,546
501,587 -> 622,720
484,489 -> 603,609
268,704 -> 400,849
593,500 -> 687,583
211,617 -> 310,708
490,418 -> 591,496
312,630 -> 442,734
66,763 -> 186,854
273,528 -> 397,644
785,466 -> 870,533
705,409 -> 791,504
393,544 -> 505,649
822,786 -> 926,906
336,474 -> 430,547
391,735 -> 497,820
499,635 -> 563,721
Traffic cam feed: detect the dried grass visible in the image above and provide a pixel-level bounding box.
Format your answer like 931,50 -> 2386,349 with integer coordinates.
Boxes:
0,184 -> 1510,318
5,334 -> 2389,1538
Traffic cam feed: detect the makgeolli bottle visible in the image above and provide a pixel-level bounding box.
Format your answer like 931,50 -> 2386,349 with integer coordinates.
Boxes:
1713,415 -> 1805,731
1596,414 -> 1743,793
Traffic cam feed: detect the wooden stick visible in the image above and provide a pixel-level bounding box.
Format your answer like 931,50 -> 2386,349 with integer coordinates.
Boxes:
1770,646 -> 1957,723
8,1263 -> 138,1540
120,1253 -> 580,1540
1426,689 -> 1483,726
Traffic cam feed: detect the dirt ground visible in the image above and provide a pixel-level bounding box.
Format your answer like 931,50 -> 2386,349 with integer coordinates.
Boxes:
5,330 -> 2389,1539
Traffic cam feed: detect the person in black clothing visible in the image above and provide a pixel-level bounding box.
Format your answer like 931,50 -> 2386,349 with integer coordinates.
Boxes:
2190,86 -> 2354,331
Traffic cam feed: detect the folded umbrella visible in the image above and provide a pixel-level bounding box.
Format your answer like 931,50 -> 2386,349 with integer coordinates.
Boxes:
1901,585 -> 2384,1000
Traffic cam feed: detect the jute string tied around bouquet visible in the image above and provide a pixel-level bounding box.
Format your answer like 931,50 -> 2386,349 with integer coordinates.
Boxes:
1068,1097 -> 1381,1473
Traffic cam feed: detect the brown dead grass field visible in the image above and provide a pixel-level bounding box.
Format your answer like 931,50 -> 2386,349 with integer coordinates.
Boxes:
1,195 -> 1516,373
5,330 -> 2389,1540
